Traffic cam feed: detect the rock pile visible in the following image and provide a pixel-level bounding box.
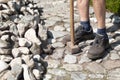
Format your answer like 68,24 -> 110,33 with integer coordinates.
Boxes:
0,0 -> 49,79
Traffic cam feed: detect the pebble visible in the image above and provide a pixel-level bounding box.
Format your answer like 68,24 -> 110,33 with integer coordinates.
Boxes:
45,60 -> 60,68
0,60 -> 9,73
64,54 -> 77,64
32,69 -> 41,80
52,42 -> 65,48
110,53 -> 120,60
54,25 -> 65,31
71,72 -> 87,80
18,47 -> 30,55
62,64 -> 83,72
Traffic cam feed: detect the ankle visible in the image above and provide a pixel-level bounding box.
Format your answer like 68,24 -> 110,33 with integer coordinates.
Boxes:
80,21 -> 91,31
97,28 -> 108,39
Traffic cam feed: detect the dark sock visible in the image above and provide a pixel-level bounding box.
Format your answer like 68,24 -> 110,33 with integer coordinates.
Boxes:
80,21 -> 91,31
97,28 -> 108,39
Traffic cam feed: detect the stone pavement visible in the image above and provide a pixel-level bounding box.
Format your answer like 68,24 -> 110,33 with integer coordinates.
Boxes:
0,0 -> 119,80
38,0 -> 120,80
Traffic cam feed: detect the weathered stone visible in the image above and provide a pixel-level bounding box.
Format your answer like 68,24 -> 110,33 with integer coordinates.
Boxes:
64,54 -> 77,64
25,28 -> 41,45
12,48 -> 21,58
107,68 -> 120,80
52,42 -> 65,48
54,25 -> 65,31
110,53 -> 120,60
0,55 -> 13,62
48,30 -> 69,39
32,69 -> 41,80
0,60 -> 9,73
47,38 -> 56,44
79,53 -> 91,64
0,39 -> 10,48
11,64 -> 22,79
45,59 -> 60,68
22,64 -> 36,80
0,48 -> 11,55
18,38 -> 32,47
62,64 -> 83,71
114,45 -> 120,51
51,48 -> 65,60
44,74 -> 52,80
48,69 -> 66,76
10,57 -> 22,68
102,60 -> 120,70
0,0 -> 9,3
71,72 -> 87,80
88,74 -> 104,79
30,43 -> 41,54
18,47 -> 30,55
33,54 -> 41,62
85,62 -> 106,74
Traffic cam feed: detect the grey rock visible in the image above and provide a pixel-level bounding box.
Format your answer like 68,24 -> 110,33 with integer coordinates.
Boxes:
79,53 -> 91,64
71,72 -> 87,80
88,74 -> 104,79
114,45 -> 120,51
64,54 -> 77,64
10,57 -> 22,68
110,53 -> 120,60
107,68 -> 120,80
44,74 -> 52,80
62,64 -> 83,71
0,0 -> 9,3
0,60 -> 9,73
11,64 -> 22,80
52,42 -> 65,48
48,69 -> 66,76
12,48 -> 21,58
85,62 -> 106,74
0,48 -> 11,55
18,47 -> 30,55
48,30 -> 69,39
0,39 -> 11,48
102,60 -> 120,70
0,55 -> 13,62
45,59 -> 60,68
22,64 -> 36,80
54,25 -> 65,31
18,38 -> 32,47
25,28 -> 41,45
32,69 -> 41,80
38,24 -> 48,41
30,43 -> 41,54
51,48 -> 65,60
33,54 -> 41,62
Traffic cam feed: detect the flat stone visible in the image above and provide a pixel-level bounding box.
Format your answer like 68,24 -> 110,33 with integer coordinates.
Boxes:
44,74 -> 52,80
107,68 -> 120,80
102,60 -> 120,70
32,69 -> 41,80
114,45 -> 120,51
62,64 -> 83,71
45,59 -> 60,68
85,62 -> 106,74
64,54 -> 77,64
71,72 -> 87,80
110,53 -> 120,60
48,69 -> 66,76
0,60 -> 9,73
79,53 -> 91,64
52,42 -> 65,48
88,74 -> 104,79
54,25 -> 65,31
51,48 -> 65,60
48,30 -> 69,39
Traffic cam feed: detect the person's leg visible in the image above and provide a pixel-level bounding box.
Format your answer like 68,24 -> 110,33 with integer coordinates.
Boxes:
77,0 -> 91,31
87,0 -> 109,59
93,0 -> 108,38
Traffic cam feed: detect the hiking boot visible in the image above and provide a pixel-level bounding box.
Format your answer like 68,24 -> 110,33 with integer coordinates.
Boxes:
62,25 -> 94,45
87,34 -> 110,60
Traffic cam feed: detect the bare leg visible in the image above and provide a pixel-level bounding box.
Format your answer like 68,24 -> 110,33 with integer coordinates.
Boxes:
93,0 -> 106,29
77,0 -> 90,21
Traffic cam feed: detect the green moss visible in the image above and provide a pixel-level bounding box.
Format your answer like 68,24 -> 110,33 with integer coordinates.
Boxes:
106,0 -> 120,14
90,0 -> 120,15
